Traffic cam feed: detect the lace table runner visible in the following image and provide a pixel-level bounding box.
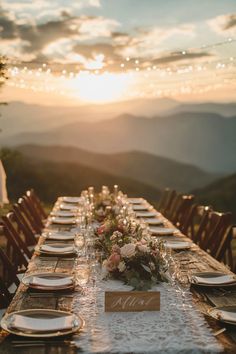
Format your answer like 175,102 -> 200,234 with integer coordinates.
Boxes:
72,279 -> 223,354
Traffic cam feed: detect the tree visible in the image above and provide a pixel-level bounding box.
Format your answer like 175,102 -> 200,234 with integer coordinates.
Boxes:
0,55 -> 8,132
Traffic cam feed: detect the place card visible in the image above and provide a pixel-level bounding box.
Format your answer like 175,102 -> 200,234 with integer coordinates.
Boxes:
105,291 -> 160,312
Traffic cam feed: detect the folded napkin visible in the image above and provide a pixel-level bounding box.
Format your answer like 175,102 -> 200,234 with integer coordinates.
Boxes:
47,233 -> 75,241
192,274 -> 235,285
132,204 -> 150,211
30,276 -> 73,287
165,241 -> 191,249
150,227 -> 176,235
136,212 -> 158,218
40,244 -> 75,254
146,218 -> 163,225
51,211 -> 76,217
51,217 -> 76,224
216,309 -> 236,323
62,196 -> 82,204
11,314 -> 75,333
59,203 -> 79,211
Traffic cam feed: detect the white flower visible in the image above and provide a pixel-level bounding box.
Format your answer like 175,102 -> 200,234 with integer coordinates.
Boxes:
118,261 -> 126,272
137,244 -> 149,253
120,243 -> 136,258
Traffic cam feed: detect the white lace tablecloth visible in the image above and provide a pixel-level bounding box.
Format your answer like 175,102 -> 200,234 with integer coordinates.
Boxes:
72,279 -> 223,354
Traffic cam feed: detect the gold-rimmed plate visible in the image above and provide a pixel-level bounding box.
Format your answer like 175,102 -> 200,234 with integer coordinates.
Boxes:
132,204 -> 151,211
150,227 -> 178,236
128,198 -> 145,204
136,211 -> 159,218
61,196 -> 82,204
165,240 -> 192,250
22,272 -> 75,291
50,211 -> 77,218
191,272 -> 236,287
49,217 -> 77,225
42,230 -> 75,241
208,306 -> 236,325
35,243 -> 76,256
1,309 -> 83,337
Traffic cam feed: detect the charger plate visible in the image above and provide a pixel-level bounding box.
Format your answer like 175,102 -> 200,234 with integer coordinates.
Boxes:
136,211 -> 159,218
22,272 -> 75,291
208,306 -> 236,325
191,272 -> 236,287
35,243 -> 76,256
128,198 -> 145,204
1,309 -> 83,337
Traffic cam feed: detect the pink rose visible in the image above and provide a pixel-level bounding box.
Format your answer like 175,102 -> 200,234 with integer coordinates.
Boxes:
108,253 -> 121,266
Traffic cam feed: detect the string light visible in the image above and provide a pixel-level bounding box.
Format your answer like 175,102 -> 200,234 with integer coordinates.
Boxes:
3,37 -> 236,100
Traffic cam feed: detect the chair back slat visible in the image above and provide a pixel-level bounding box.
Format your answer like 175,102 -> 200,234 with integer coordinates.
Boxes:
26,189 -> 47,219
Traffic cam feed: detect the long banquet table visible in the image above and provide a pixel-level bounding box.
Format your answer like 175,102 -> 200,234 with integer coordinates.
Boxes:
1,195 -> 236,354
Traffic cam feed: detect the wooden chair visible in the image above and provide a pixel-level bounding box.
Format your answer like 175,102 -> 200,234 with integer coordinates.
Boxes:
157,188 -> 171,212
17,197 -> 42,234
181,204 -> 212,243
0,248 -> 20,308
161,189 -> 177,217
201,212 -> 232,262
172,195 -> 194,228
0,220 -> 29,273
26,189 -> 47,220
12,203 -> 37,246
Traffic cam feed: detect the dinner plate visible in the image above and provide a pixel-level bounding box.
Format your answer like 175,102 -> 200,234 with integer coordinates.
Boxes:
136,211 -> 159,218
128,198 -> 145,204
22,272 -> 75,291
50,210 -> 77,218
165,241 -> 192,250
190,272 -> 236,287
146,218 -> 164,226
1,309 -> 83,337
58,203 -> 79,211
132,204 -> 151,211
35,243 -> 76,256
149,227 -> 178,236
49,216 -> 77,225
208,306 -> 236,325
42,230 -> 75,241
61,196 -> 82,204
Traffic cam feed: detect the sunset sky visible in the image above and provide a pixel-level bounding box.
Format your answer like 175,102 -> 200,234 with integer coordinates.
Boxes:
0,0 -> 236,105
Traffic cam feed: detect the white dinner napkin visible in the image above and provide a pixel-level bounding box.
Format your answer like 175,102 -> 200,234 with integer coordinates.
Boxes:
136,211 -> 159,218
165,241 -> 191,250
146,218 -> 163,225
150,227 -> 176,235
132,204 -> 150,211
47,233 -> 75,241
192,274 -> 235,285
51,217 -> 76,224
30,276 -> 73,287
11,314 -> 75,332
51,211 -> 76,217
40,245 -> 75,254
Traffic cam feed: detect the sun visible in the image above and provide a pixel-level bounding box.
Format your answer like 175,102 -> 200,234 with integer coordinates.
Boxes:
68,71 -> 132,103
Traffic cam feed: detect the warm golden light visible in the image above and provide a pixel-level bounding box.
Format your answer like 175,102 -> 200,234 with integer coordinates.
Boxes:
69,71 -> 132,103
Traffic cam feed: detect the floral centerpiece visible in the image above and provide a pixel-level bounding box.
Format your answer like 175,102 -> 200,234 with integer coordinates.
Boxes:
96,215 -> 165,290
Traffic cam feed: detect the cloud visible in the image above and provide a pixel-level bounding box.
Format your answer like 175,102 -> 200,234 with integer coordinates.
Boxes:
117,24 -> 195,59
151,51 -> 212,66
208,13 -> 236,35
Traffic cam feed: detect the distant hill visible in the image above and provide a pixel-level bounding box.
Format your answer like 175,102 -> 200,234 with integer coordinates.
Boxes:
169,102 -> 236,117
17,145 -> 219,192
0,148 -> 160,204
3,112 -> 236,173
194,173 -> 236,220
0,98 -> 178,138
